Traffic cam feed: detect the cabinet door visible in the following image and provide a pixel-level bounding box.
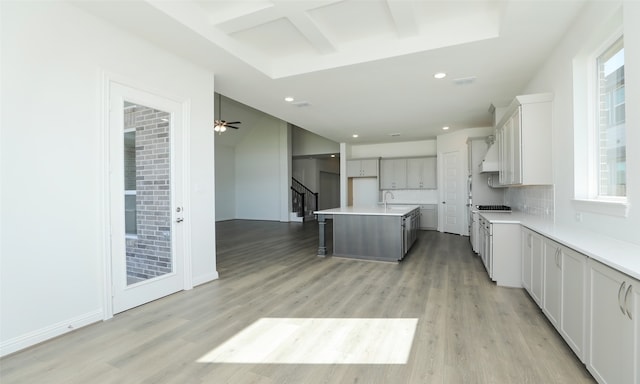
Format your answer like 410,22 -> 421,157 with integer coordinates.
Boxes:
587,259 -> 634,383
422,157 -> 436,188
380,159 -> 407,189
521,228 -> 532,291
419,205 -> 437,230
510,107 -> 522,184
360,159 -> 378,177
530,230 -> 543,306
561,247 -> 586,361
497,126 -> 505,185
631,282 -> 640,384
406,158 -> 423,188
542,239 -> 561,329
347,160 -> 361,177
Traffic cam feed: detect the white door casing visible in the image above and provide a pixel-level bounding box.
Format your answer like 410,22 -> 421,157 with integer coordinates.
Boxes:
108,81 -> 187,314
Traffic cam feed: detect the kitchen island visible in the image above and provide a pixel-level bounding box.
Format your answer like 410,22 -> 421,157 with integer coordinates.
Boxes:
314,205 -> 420,262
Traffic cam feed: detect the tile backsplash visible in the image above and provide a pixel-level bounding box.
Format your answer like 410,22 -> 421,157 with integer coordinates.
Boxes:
505,185 -> 555,221
380,189 -> 439,204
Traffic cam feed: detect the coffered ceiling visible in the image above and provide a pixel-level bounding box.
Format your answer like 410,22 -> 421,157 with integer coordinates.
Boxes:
77,0 -> 586,144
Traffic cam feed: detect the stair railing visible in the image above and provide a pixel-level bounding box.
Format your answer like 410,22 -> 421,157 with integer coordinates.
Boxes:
291,177 -> 318,219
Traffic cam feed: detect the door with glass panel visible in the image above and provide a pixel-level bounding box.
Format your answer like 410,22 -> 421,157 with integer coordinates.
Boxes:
109,82 -> 184,314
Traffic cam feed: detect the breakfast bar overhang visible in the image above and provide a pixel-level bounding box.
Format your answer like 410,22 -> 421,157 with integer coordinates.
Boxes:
314,205 -> 420,262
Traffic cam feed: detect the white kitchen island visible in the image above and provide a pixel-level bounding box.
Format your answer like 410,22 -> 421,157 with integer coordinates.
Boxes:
314,205 -> 420,262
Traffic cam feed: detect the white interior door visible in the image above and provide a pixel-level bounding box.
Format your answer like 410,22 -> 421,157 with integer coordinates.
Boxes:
109,82 -> 185,314
443,151 -> 461,234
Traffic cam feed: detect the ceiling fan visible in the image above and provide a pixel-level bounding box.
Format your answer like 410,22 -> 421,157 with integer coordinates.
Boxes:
214,93 -> 241,133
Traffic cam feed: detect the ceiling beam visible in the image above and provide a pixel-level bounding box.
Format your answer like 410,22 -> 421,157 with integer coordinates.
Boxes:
288,12 -> 336,54
386,0 -> 419,38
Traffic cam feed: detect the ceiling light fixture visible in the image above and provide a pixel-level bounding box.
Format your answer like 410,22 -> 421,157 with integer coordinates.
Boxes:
434,72 -> 447,79
352,134 -> 359,138
214,93 -> 241,134
284,97 -> 294,102
442,126 -> 450,130
331,154 -> 336,158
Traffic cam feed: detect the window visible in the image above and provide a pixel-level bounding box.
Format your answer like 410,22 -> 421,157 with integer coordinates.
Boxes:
572,9 -> 628,217
595,36 -> 625,198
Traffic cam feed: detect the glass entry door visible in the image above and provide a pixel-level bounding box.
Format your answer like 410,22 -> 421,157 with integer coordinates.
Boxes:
110,82 -> 184,314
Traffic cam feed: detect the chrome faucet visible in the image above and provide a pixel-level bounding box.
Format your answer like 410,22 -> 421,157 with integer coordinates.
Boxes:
384,191 -> 395,210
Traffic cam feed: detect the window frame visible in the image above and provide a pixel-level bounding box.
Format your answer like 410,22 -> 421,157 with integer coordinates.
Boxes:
591,35 -> 625,201
572,18 -> 628,217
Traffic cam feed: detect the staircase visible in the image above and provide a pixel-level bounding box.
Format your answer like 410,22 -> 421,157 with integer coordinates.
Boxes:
291,177 -> 318,222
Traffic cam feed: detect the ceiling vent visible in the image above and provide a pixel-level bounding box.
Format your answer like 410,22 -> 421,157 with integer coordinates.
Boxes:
453,76 -> 477,86
292,101 -> 311,108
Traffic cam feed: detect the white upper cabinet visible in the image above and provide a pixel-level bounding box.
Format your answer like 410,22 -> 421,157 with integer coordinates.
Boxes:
406,157 -> 437,189
379,158 -> 407,189
497,93 -> 553,186
347,159 -> 378,177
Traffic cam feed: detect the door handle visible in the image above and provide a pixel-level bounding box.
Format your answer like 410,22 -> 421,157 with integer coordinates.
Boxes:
176,218 -> 184,223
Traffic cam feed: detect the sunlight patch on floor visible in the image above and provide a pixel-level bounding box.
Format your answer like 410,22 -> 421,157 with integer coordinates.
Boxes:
197,318 -> 418,364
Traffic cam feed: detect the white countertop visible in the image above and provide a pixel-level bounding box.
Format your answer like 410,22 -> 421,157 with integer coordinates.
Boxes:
479,211 -> 640,281
315,205 -> 420,217
377,201 -> 438,206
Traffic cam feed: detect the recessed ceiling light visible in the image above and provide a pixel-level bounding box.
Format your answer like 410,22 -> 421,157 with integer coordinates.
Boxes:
352,134 -> 359,138
434,72 -> 447,79
284,97 -> 294,102
442,126 -> 450,130
331,154 -> 336,158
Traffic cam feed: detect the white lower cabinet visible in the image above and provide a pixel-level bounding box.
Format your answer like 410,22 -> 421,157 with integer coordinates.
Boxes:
542,238 -> 561,329
522,228 -> 543,306
418,205 -> 437,230
520,226 -> 639,384
559,246 -> 587,361
587,259 -> 639,384
540,239 -> 586,360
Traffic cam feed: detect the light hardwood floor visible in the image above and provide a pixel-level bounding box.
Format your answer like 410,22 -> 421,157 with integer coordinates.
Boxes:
0,220 -> 595,383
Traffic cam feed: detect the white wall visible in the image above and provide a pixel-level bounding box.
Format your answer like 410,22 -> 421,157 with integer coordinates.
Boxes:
215,144 -> 236,221
292,157 -> 340,192
350,140 -> 437,158
292,126 -> 339,157
0,2 -> 217,355
234,115 -> 288,221
521,1 -> 640,245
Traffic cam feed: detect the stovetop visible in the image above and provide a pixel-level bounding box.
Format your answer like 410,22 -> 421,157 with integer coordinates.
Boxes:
476,205 -> 512,212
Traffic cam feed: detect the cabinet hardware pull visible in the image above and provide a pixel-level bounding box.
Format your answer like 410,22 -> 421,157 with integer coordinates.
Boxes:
625,284 -> 633,320
555,248 -> 561,269
618,281 -> 627,315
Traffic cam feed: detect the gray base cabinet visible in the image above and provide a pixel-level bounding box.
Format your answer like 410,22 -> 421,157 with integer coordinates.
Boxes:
330,208 -> 420,262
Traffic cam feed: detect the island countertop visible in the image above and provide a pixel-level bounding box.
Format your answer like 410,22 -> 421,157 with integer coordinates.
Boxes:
314,205 -> 420,217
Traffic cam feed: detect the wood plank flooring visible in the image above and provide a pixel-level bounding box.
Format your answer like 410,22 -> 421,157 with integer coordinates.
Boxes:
0,220 -> 595,383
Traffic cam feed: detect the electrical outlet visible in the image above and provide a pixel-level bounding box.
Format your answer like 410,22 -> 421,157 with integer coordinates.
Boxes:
575,212 -> 582,222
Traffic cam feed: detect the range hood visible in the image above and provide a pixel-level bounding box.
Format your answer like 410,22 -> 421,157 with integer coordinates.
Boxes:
480,137 -> 499,173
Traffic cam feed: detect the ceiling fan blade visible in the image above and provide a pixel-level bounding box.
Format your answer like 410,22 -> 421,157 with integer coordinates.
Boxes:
225,121 -> 241,125
226,125 -> 240,129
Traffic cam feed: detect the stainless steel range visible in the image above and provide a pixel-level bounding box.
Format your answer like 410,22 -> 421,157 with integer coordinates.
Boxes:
476,205 -> 512,212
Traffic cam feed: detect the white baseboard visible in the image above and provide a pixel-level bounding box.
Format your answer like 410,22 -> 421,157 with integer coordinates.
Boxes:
193,271 -> 219,287
0,309 -> 103,357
